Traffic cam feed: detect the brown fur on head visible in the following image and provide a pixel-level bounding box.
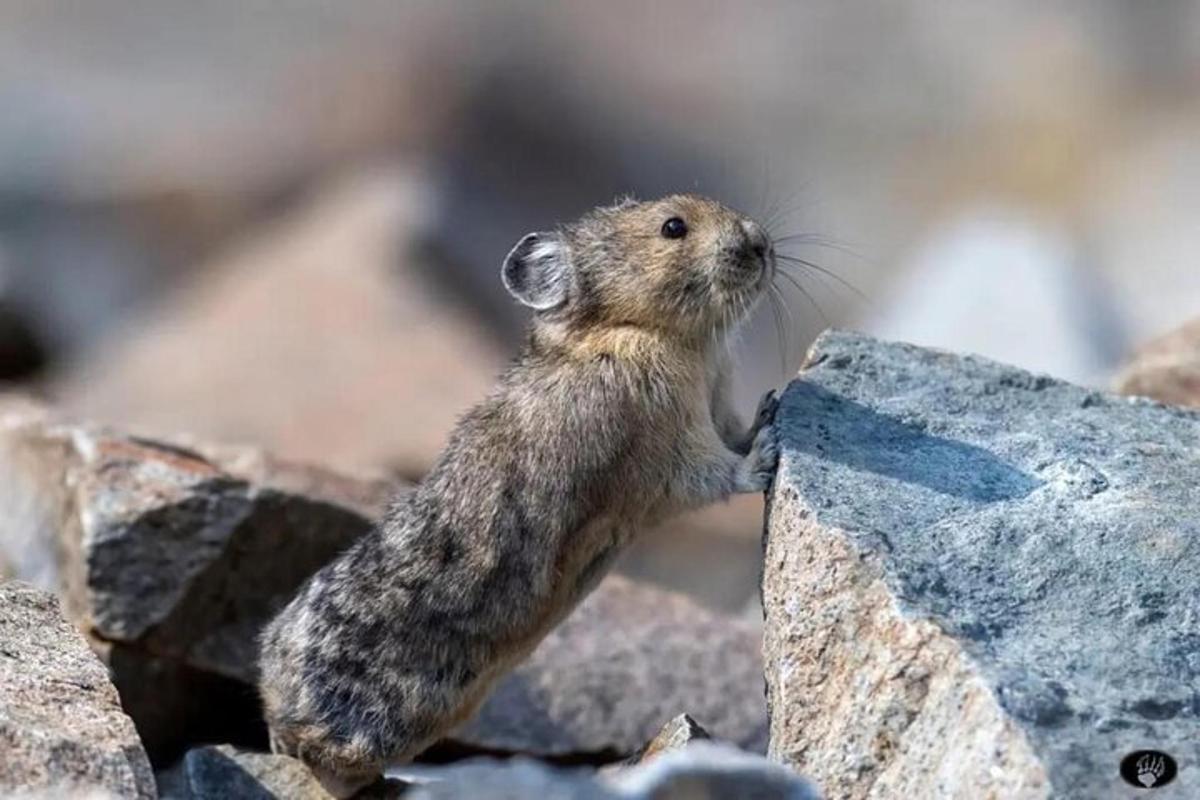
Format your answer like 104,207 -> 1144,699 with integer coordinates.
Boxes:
502,194 -> 774,350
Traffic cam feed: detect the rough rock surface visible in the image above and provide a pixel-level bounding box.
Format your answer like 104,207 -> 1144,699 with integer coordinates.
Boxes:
405,743 -> 819,800
763,329 -> 1200,799
1115,316 -> 1200,408
0,581 -> 155,799
1,398 -> 767,764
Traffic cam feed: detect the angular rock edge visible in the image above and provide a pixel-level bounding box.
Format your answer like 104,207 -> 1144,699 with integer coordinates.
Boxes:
0,580 -> 156,799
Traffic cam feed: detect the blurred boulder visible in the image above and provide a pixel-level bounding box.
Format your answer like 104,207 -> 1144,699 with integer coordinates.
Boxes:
1114,317 -> 1200,407
0,580 -> 155,799
458,575 -> 768,757
54,168 -> 505,478
1084,120 -> 1200,351
0,190 -> 263,381
616,495 -> 765,615
764,330 -> 1200,798
1,399 -> 767,766
0,5 -> 467,198
405,743 -> 819,800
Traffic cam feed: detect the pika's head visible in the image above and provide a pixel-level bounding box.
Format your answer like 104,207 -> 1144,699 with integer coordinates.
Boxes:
502,194 -> 773,341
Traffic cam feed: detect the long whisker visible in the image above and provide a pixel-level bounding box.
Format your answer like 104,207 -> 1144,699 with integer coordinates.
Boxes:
773,269 -> 829,327
773,233 -> 854,255
776,254 -> 867,301
766,283 -> 790,376
771,279 -> 797,334
760,185 -> 813,237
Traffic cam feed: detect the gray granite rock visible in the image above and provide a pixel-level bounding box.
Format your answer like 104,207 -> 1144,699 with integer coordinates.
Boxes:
404,743 -> 819,800
763,329 -> 1200,799
0,581 -> 155,799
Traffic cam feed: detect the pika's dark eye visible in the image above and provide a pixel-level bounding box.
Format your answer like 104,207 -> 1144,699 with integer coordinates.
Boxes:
661,217 -> 688,239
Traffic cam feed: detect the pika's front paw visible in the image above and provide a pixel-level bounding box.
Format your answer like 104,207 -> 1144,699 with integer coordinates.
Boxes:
750,389 -> 779,437
734,421 -> 779,493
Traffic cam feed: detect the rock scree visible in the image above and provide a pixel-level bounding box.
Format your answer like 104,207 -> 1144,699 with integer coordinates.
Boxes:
763,329 -> 1200,799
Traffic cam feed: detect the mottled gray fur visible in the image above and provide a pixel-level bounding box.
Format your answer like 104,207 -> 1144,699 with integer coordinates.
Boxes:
258,194 -> 778,795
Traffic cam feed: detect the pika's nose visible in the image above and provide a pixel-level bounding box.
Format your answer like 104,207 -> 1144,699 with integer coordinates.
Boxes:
741,220 -> 772,262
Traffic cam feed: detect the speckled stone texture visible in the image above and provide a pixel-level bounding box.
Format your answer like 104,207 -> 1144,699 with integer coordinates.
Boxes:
764,329 -> 1200,799
0,581 -> 155,799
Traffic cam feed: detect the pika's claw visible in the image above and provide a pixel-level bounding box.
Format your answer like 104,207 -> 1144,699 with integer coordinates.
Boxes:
735,420 -> 779,493
750,389 -> 779,437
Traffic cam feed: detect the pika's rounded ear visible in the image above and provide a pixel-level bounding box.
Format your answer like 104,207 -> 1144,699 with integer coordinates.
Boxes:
501,232 -> 571,310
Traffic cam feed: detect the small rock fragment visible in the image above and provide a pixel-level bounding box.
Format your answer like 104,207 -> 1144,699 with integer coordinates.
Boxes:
623,714 -> 710,766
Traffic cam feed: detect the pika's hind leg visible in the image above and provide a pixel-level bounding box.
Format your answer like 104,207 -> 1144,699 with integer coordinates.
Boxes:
267,722 -> 382,798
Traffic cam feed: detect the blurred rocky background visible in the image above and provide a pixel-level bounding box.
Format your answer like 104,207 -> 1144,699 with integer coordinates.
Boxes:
2,0 -> 1199,617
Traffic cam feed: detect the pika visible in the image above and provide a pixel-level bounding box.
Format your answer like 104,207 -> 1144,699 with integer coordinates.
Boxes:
258,194 -> 780,795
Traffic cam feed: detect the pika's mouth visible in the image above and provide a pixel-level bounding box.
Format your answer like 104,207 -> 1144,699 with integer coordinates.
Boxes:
755,248 -> 776,292
734,246 -> 774,295
712,251 -> 772,319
